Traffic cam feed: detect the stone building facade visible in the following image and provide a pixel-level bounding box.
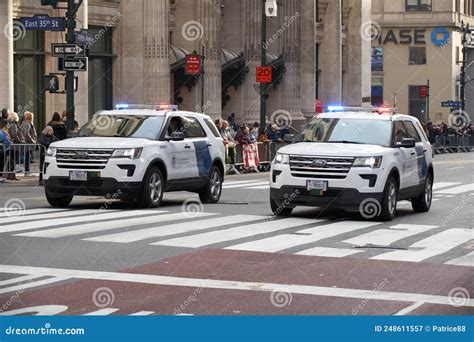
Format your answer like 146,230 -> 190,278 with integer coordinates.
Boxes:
0,0 -> 371,130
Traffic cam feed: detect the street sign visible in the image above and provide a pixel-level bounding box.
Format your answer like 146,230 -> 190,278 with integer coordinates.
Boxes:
185,55 -> 201,75
256,66 -> 272,83
75,29 -> 96,46
441,101 -> 462,108
42,75 -> 59,93
19,15 -> 65,31
52,43 -> 87,57
59,58 -> 87,72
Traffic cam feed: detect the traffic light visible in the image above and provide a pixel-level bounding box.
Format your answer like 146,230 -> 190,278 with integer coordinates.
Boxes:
41,0 -> 59,7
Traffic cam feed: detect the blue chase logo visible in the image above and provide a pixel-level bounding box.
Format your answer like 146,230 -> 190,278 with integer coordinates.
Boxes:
431,26 -> 450,47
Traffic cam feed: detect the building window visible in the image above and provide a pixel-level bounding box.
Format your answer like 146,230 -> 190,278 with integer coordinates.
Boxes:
409,47 -> 426,65
371,47 -> 383,72
371,75 -> 384,107
406,0 -> 432,11
88,26 -> 115,117
409,86 -> 427,122
14,29 -> 45,130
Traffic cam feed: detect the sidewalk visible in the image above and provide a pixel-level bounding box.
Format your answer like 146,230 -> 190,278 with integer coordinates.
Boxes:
0,174 -> 41,187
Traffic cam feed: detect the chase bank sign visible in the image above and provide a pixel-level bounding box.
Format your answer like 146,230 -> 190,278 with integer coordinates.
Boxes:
374,27 -> 450,47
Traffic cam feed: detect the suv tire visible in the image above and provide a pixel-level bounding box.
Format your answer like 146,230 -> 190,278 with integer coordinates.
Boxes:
412,173 -> 433,213
46,192 -> 73,208
137,166 -> 164,208
270,197 -> 293,217
378,176 -> 398,221
199,166 -> 223,204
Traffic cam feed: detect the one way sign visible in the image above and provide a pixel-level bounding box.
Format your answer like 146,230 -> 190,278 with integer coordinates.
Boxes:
52,43 -> 87,57
59,58 -> 87,72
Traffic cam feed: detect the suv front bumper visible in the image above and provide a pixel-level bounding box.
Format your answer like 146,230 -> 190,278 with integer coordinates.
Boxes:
44,177 -> 142,198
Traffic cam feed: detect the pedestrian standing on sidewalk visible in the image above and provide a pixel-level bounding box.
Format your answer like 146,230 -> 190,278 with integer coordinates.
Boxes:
38,126 -> 58,186
6,113 -> 21,181
0,119 -> 11,183
1,108 -> 9,121
48,112 -> 67,140
21,111 -> 37,177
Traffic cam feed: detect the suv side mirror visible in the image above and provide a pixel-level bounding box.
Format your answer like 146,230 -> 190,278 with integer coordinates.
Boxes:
397,138 -> 416,149
167,131 -> 185,141
283,134 -> 295,144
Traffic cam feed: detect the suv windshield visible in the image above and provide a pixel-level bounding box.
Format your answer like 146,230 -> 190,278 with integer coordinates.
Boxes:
296,118 -> 392,147
79,115 -> 165,140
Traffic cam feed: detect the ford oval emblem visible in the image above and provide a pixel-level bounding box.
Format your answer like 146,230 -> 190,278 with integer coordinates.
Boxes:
312,159 -> 327,168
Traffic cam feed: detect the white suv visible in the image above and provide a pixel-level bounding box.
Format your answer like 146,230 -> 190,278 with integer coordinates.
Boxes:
270,108 -> 434,221
44,105 -> 226,208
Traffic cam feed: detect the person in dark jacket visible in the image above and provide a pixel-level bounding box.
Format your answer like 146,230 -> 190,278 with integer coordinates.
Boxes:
48,112 -> 67,140
427,122 -> 436,144
38,126 -> 59,185
7,112 -> 24,181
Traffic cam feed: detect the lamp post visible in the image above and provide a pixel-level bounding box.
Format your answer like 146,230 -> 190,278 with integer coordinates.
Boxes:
460,21 -> 472,112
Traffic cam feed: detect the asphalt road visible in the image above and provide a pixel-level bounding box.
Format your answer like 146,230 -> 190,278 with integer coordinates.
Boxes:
0,152 -> 472,316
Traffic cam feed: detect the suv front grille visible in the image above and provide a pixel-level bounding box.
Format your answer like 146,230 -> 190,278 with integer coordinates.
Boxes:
56,149 -> 114,170
289,155 -> 354,180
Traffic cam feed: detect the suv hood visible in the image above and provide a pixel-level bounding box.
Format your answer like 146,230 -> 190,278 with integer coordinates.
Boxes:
50,137 -> 153,149
279,142 -> 391,157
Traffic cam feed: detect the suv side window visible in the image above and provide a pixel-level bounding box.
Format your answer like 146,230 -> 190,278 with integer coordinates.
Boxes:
166,116 -> 186,136
404,121 -> 421,142
394,121 -> 408,144
183,116 -> 207,139
204,118 -> 221,138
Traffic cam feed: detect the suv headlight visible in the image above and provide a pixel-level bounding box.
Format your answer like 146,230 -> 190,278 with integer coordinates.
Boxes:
274,153 -> 289,165
46,147 -> 57,157
111,148 -> 143,159
353,156 -> 383,169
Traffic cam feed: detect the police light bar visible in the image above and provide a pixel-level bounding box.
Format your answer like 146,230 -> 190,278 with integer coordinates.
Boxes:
327,105 -> 398,114
157,104 -> 178,111
115,104 -> 178,111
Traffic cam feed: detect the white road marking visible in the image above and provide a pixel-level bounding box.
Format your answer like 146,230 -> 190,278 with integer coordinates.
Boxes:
223,181 -> 269,189
0,265 -> 472,308
372,229 -> 473,263
223,180 -> 266,186
0,209 -> 101,225
16,211 -> 203,239
83,308 -> 119,316
446,252 -> 474,267
394,302 -> 425,316
153,218 -> 318,248
432,182 -> 462,190
226,221 -> 380,253
0,275 -> 44,287
130,311 -> 155,316
0,208 -> 69,218
1,210 -> 162,234
343,224 -> 439,247
0,277 -> 70,294
296,247 -> 362,258
245,185 -> 270,190
435,184 -> 474,194
83,215 -> 262,243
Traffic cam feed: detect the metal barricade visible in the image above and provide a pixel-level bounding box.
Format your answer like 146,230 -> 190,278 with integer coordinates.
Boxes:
433,134 -> 473,154
1,144 -> 45,179
226,141 -> 286,175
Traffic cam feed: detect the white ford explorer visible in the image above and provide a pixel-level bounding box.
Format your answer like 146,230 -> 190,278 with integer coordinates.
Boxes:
270,107 -> 434,221
44,105 -> 225,208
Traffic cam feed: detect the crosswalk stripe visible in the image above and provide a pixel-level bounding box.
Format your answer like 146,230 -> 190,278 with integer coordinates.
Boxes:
0,277 -> 69,294
130,311 -> 155,316
245,185 -> 270,190
372,229 -> 473,263
343,224 -> 439,247
1,210 -> 162,234
153,218 -> 318,248
446,252 -> 474,267
83,214 -> 261,243
0,208 -> 69,218
223,180 -> 265,186
0,209 -> 102,225
226,221 -> 380,253
0,275 -> 44,287
296,247 -> 362,258
223,181 -> 269,189
15,211 -> 196,239
432,182 -> 462,190
83,309 -> 120,316
435,184 -> 474,194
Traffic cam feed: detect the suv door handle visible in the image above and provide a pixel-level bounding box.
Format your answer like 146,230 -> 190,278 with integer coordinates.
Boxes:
184,145 -> 191,149
410,151 -> 416,156
207,143 -> 212,147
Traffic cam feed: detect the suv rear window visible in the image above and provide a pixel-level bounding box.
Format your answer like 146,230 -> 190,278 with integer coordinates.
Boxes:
204,118 -> 221,138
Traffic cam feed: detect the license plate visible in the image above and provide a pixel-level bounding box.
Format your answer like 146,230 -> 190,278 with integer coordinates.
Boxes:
69,171 -> 87,181
307,180 -> 328,191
